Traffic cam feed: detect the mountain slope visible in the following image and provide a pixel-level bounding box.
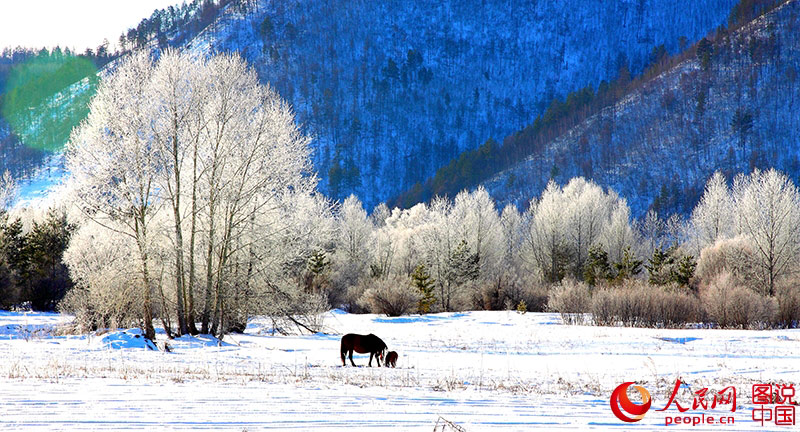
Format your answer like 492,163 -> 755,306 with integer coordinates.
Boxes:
2,0 -> 741,207
186,0 -> 738,207
479,0 -> 800,216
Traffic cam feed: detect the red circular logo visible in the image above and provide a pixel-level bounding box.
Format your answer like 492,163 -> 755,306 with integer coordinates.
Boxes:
610,382 -> 652,422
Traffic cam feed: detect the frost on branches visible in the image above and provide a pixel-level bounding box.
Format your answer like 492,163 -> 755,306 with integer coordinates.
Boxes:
62,50 -> 329,339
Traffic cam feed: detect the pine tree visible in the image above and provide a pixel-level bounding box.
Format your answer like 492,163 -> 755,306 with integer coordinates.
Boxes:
516,299 -> 527,314
697,37 -> 713,71
645,246 -> 697,288
731,107 -> 754,149
613,246 -> 642,283
674,255 -> 697,288
305,249 -> 330,294
583,245 -> 612,287
0,216 -> 23,307
447,239 -> 479,286
411,264 -> 436,314
25,209 -> 75,310
307,249 -> 330,275
259,17 -> 274,39
645,247 -> 675,286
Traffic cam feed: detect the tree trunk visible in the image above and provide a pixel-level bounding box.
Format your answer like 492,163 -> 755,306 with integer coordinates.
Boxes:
201,213 -> 216,334
186,146 -> 200,335
135,216 -> 156,341
171,115 -> 188,336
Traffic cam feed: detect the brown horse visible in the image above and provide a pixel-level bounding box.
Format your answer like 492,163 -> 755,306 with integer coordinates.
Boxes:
340,333 -> 387,367
384,351 -> 398,368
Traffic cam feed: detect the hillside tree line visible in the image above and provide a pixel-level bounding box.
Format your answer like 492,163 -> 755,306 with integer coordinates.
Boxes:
3,50 -> 800,337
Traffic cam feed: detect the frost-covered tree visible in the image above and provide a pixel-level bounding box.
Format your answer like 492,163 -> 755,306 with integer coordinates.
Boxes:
370,202 -> 391,227
638,210 -> 688,256
690,172 -> 733,252
562,178 -> 616,277
522,178 -> 632,283
498,203 -> 524,274
192,53 -> 320,335
330,195 -> 373,303
732,169 -> 800,296
600,201 -> 638,264
524,181 -> 569,283
65,51 -> 322,338
65,51 -> 161,339
371,206 -> 407,279
149,50 -> 206,335
215,190 -> 334,334
388,203 -> 431,277
451,187 -> 501,279
419,197 -> 458,310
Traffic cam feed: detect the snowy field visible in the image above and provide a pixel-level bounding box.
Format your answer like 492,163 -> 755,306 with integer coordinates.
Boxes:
0,310 -> 798,431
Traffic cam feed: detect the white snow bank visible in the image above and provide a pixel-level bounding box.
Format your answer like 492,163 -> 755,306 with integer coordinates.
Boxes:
95,328 -> 157,351
171,334 -> 231,349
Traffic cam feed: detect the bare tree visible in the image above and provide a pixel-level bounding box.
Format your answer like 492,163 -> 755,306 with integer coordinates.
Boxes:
65,51 -> 322,338
66,51 -> 161,340
732,169 -> 800,296
523,181 -> 569,283
690,171 -> 733,253
451,186 -> 501,279
331,195 -> 373,300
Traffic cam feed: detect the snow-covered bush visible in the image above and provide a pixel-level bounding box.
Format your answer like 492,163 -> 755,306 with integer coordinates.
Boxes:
775,280 -> 800,328
358,277 -> 421,317
464,280 -> 499,311
591,281 -> 700,328
547,280 -> 592,324
700,272 -> 778,329
59,220 -> 153,331
343,284 -> 369,314
695,236 -> 762,293
642,288 -> 702,328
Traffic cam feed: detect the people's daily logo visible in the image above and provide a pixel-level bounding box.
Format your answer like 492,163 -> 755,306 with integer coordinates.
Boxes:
610,382 -> 652,422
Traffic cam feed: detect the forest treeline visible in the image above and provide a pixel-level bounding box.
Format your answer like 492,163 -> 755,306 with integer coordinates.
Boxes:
325,170 -> 800,330
5,165 -> 800,331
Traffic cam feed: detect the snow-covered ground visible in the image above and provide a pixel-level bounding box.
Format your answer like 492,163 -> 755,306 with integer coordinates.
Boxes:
0,310 -> 798,430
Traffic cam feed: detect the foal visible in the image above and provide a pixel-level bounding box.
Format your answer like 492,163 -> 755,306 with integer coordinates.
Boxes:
384,351 -> 398,368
